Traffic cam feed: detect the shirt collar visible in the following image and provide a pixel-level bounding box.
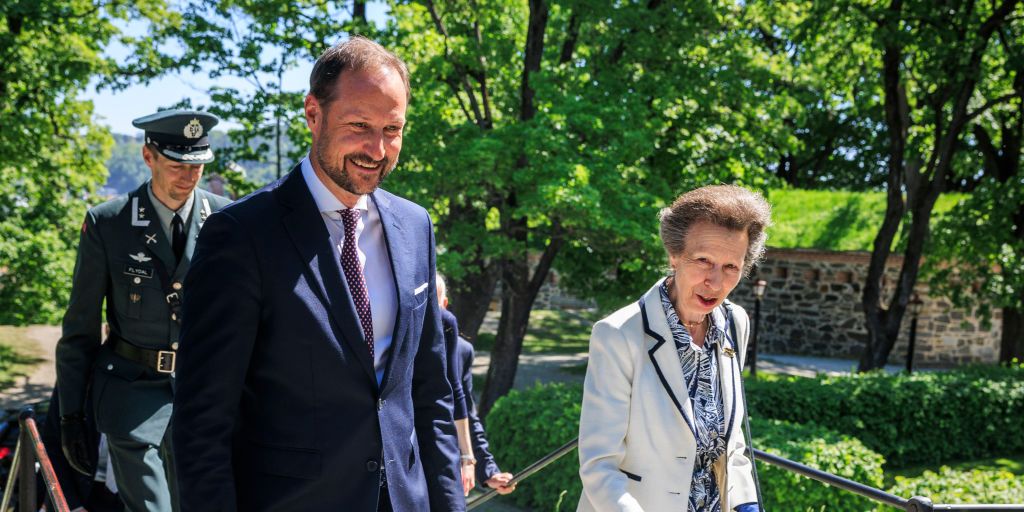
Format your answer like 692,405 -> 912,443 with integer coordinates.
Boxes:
300,155 -> 369,214
658,278 -> 727,349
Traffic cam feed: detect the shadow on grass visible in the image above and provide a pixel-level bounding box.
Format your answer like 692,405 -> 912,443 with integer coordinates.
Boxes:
474,309 -> 597,355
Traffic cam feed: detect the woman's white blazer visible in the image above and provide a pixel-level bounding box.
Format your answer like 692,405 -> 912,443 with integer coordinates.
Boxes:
577,279 -> 758,512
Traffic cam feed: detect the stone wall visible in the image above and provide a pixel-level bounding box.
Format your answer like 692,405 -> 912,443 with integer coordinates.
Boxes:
727,248 -> 1001,366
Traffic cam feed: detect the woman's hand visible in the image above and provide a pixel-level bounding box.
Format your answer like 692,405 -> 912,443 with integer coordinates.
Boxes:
485,472 -> 516,495
460,457 -> 476,496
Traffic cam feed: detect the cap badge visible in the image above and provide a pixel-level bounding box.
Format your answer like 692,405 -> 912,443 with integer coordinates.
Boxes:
184,118 -> 204,139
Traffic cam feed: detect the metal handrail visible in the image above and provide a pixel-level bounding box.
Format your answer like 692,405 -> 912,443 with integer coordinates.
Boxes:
467,437 -> 1024,511
0,407 -> 70,512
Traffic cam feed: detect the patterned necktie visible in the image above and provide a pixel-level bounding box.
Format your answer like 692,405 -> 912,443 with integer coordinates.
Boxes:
171,214 -> 186,264
339,208 -> 374,359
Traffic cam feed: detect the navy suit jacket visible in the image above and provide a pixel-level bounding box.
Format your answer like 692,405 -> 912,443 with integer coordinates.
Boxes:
173,166 -> 463,511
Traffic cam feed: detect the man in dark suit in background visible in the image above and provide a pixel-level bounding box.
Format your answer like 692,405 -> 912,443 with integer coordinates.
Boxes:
172,37 -> 463,511
436,275 -> 516,496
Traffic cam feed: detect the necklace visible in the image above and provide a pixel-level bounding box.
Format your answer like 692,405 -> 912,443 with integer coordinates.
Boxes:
682,316 -> 707,331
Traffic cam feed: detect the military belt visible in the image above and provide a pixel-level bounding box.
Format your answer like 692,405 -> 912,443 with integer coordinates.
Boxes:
108,335 -> 176,374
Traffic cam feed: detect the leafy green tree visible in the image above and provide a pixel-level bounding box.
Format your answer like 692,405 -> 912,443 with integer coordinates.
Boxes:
0,0 -> 173,324
386,0 -> 789,414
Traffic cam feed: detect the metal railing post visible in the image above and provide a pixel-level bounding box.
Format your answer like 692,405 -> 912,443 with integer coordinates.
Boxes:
18,408 -> 37,512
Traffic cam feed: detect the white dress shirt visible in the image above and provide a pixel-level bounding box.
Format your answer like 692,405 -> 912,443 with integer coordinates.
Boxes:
301,156 -> 397,384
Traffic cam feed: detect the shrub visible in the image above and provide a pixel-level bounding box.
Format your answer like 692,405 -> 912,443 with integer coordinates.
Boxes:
485,382 -> 887,511
751,417 -> 885,512
745,364 -> 1024,467
882,466 -> 1024,509
486,382 -> 583,512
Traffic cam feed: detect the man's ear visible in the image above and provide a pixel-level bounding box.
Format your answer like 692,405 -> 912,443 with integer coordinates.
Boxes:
141,144 -> 157,169
304,94 -> 321,134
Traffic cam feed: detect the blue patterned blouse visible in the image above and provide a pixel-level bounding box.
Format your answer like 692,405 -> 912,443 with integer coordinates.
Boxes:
659,281 -> 728,512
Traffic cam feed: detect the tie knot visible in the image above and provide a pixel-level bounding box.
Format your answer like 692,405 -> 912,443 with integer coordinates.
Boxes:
339,208 -> 360,234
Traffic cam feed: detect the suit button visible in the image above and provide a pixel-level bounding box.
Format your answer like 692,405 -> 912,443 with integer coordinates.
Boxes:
366,460 -> 379,472
377,399 -> 385,411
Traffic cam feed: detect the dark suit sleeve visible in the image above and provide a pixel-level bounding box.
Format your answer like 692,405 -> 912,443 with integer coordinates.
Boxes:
411,214 -> 464,511
173,211 -> 261,512
459,339 -> 501,483
56,210 -> 107,416
442,310 -> 468,420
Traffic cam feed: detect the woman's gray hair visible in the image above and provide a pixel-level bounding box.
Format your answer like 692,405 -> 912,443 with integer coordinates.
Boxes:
658,185 -> 772,276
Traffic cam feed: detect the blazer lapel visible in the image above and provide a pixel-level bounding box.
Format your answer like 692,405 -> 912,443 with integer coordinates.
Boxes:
640,282 -> 697,439
132,184 -> 176,274
276,167 -> 376,385
714,305 -> 740,444
372,191 -> 409,393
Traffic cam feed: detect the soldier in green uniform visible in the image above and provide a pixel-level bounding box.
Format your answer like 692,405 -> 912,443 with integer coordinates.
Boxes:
55,110 -> 231,512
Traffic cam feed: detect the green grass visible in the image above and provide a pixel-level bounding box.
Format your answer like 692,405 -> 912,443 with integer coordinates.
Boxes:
883,453 -> 1024,488
0,326 -> 47,391
474,309 -> 597,355
767,188 -> 967,251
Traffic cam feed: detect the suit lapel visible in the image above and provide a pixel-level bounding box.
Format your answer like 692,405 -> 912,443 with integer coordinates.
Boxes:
132,184 -> 176,273
640,283 -> 697,439
277,167 -> 376,385
372,192 -> 410,393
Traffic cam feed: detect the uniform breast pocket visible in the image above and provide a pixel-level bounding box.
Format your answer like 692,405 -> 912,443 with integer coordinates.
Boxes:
115,262 -> 160,320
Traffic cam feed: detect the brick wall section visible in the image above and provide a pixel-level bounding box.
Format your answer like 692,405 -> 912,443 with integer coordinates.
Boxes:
726,248 -> 1001,366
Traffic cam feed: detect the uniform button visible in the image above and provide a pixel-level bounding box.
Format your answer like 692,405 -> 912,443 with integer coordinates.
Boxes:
106,364 -> 113,371
172,282 -> 182,290
171,313 -> 177,321
171,342 -> 179,350
365,460 -> 379,472
133,277 -> 141,284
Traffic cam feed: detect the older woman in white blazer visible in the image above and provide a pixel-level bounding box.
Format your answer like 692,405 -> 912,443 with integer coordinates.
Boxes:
578,185 -> 770,512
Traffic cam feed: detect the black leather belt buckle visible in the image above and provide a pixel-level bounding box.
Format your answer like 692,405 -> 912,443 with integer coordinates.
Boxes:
157,350 -> 176,373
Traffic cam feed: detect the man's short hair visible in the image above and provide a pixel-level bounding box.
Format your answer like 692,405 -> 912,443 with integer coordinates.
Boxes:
309,36 -> 411,107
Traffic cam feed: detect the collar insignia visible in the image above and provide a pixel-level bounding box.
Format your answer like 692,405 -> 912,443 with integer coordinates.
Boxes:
145,233 -> 158,245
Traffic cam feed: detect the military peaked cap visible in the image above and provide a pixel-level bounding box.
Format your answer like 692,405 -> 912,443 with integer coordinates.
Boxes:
132,110 -> 219,164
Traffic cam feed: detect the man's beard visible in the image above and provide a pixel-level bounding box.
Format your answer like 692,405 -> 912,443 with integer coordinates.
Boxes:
314,136 -> 396,196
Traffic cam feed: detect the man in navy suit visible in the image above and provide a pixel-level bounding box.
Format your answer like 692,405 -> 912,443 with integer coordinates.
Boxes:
172,37 -> 463,511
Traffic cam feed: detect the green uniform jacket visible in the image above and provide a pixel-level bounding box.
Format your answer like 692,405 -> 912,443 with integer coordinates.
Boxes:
56,181 -> 230,444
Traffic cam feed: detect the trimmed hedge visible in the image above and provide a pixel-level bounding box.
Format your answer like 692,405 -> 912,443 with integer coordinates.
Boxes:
745,364 -> 1024,467
485,383 -> 886,511
752,418 -> 885,512
883,466 -> 1024,509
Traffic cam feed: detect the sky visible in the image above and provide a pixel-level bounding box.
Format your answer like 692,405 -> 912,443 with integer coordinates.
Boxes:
85,2 -> 390,136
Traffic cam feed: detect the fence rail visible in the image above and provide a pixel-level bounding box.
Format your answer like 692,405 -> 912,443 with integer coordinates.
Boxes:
0,407 -> 70,512
468,437 -> 1024,511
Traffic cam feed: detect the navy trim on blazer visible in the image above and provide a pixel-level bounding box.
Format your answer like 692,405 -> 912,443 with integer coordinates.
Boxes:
639,295 -> 698,440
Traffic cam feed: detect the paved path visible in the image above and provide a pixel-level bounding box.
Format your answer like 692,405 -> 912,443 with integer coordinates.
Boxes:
0,325 -> 59,410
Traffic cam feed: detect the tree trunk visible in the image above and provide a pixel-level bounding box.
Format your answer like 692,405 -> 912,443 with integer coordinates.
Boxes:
477,0 -> 550,417
353,0 -> 366,21
1001,306 -> 1024,363
448,261 -> 500,341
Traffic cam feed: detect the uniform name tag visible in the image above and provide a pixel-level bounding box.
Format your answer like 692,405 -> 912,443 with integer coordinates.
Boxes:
123,265 -> 154,279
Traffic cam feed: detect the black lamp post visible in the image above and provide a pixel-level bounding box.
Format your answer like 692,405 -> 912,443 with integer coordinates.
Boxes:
750,279 -> 767,377
906,294 -> 924,373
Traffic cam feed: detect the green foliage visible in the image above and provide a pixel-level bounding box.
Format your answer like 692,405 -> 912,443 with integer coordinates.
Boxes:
751,418 -> 885,512
486,382 -> 888,512
768,189 -> 966,251
745,364 -> 1024,467
0,0 -> 172,324
486,382 -> 582,511
885,466 -> 1024,508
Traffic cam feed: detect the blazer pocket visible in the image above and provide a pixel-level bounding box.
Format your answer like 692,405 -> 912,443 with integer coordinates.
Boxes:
241,440 -> 321,480
620,468 -> 643,482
